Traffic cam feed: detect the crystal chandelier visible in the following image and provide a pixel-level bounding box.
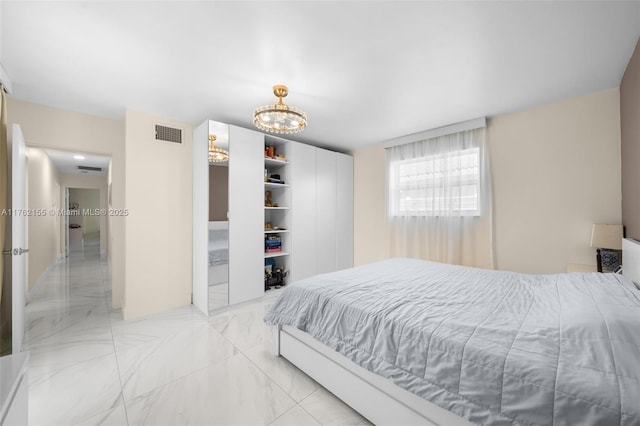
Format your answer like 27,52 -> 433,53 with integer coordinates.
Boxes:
253,85 -> 307,134
208,134 -> 229,163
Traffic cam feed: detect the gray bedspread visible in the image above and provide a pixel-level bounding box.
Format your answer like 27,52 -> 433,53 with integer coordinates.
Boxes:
264,258 -> 640,426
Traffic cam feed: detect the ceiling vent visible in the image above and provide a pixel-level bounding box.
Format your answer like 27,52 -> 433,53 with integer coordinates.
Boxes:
77,165 -> 103,172
155,124 -> 182,144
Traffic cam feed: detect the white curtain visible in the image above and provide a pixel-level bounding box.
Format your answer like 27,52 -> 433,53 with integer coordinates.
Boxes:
386,127 -> 494,269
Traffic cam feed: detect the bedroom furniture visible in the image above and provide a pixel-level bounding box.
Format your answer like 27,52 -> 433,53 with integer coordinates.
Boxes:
192,120 -> 354,314
290,142 -> 353,282
0,352 -> 28,426
590,223 -> 623,272
267,241 -> 640,425
264,138 -> 291,287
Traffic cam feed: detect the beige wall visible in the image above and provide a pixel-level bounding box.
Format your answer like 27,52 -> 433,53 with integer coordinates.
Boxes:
124,109 -> 193,319
68,187 -> 102,238
107,159 -> 114,273
621,37 -> 640,240
489,89 -> 621,273
353,89 -> 622,273
353,144 -> 388,266
7,98 -> 126,309
60,174 -> 109,255
26,148 -> 61,292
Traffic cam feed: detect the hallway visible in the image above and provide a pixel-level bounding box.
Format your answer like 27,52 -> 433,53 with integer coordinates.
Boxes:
23,247 -> 369,425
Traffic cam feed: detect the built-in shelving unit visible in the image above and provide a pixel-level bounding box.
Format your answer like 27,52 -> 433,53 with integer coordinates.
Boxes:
265,182 -> 291,188
194,120 -> 353,312
264,136 -> 291,290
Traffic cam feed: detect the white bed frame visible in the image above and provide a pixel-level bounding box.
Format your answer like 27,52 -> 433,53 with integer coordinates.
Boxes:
622,238 -> 640,285
273,238 -> 640,426
274,325 -> 471,426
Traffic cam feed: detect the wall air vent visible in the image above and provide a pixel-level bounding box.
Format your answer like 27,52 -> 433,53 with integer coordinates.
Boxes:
155,124 -> 182,144
77,166 -> 103,172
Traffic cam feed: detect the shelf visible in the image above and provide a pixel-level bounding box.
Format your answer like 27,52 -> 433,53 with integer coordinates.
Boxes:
264,252 -> 290,259
264,182 -> 290,188
264,230 -> 289,234
265,157 -> 289,166
265,206 -> 289,210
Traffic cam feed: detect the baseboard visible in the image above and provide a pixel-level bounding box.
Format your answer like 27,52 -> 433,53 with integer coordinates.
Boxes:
28,258 -> 59,303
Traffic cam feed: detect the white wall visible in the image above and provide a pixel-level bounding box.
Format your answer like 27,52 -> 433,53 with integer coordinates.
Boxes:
25,148 -> 61,291
107,159 -> 114,278
124,109 -> 193,319
353,89 -> 622,273
7,98 -> 126,309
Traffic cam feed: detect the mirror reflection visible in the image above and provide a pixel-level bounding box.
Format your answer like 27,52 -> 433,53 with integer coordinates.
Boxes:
208,134 -> 229,312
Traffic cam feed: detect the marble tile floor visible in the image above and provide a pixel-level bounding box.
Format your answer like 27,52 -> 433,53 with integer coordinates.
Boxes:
24,248 -> 371,426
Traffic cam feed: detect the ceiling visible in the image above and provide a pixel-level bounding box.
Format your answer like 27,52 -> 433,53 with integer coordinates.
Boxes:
2,1 -> 640,152
43,148 -> 110,176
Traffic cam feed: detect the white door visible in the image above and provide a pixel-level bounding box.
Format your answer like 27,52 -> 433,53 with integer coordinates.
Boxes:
11,124 -> 27,353
290,143 -> 317,282
336,153 -> 354,270
64,187 -> 70,257
191,121 -> 209,315
316,149 -> 337,274
228,125 -> 263,305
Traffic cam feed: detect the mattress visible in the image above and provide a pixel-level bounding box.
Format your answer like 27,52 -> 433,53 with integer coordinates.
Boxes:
264,258 -> 640,426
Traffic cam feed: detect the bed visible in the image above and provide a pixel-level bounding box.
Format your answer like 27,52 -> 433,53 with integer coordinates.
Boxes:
208,221 -> 228,286
264,239 -> 640,426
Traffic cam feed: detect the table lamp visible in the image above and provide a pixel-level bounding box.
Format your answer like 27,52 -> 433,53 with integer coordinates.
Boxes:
590,224 -> 623,272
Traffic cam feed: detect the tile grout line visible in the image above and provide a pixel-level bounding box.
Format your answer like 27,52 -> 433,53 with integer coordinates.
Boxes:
103,261 -> 132,426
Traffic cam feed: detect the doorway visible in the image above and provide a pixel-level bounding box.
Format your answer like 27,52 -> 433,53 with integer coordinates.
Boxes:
26,148 -> 111,291
67,188 -> 102,255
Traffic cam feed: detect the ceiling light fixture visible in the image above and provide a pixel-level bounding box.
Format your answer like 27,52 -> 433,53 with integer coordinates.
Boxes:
208,134 -> 229,163
74,155 -> 85,160
253,85 -> 307,134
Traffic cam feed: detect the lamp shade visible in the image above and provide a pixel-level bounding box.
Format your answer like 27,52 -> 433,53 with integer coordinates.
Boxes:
590,224 -> 623,250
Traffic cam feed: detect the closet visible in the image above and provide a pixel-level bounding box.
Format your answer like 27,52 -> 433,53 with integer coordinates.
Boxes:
290,144 -> 354,282
192,120 -> 354,314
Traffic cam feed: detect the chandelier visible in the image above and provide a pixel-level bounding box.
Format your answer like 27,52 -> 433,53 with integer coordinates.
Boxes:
253,85 -> 307,134
208,134 -> 229,163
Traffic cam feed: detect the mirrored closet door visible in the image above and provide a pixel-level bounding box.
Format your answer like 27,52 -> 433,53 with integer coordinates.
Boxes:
207,129 -> 230,312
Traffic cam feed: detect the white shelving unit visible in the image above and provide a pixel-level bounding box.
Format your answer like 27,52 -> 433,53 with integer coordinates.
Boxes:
264,137 -> 291,290
194,119 -> 353,310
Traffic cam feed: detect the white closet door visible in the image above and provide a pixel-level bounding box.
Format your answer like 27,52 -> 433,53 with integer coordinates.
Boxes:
191,121 -> 209,315
336,153 -> 354,270
316,149 -> 337,274
228,126 -> 264,304
290,143 -> 317,282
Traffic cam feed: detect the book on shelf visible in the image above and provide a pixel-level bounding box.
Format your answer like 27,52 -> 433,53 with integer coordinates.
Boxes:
265,243 -> 281,249
265,247 -> 282,253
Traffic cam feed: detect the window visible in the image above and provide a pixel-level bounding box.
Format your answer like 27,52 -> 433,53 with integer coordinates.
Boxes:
389,147 -> 480,216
